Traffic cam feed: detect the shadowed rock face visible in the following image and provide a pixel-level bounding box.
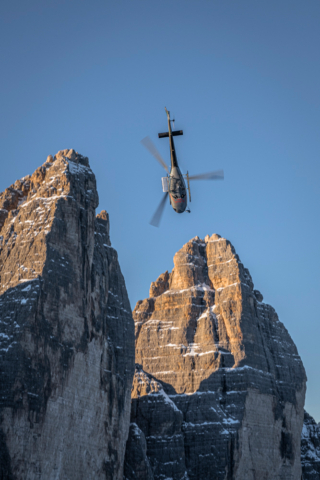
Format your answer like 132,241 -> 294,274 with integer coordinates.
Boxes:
129,234 -> 307,480
0,150 -> 135,480
123,421 -> 154,480
124,365 -> 187,480
301,410 -> 320,480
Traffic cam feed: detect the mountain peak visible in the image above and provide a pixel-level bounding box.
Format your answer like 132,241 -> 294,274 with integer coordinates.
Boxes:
129,233 -> 306,479
0,151 -> 134,479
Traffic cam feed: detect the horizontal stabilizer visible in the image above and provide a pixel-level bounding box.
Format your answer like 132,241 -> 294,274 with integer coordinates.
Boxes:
158,130 -> 183,138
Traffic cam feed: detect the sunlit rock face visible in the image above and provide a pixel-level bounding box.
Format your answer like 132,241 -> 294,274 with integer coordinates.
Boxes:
130,234 -> 307,480
0,150 -> 135,480
301,410 -> 320,480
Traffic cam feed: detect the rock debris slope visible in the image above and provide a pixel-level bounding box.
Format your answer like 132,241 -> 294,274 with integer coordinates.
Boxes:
0,149 -> 135,480
301,410 -> 320,479
128,234 -> 307,480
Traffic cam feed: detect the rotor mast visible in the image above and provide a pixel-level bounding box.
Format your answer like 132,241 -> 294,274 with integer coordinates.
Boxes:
165,107 -> 178,169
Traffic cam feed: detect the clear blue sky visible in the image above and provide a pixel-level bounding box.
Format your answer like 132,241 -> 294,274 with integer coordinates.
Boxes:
1,1 -> 319,421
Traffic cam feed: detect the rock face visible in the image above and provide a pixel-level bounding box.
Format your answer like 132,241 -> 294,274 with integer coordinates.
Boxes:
123,421 -> 154,480
129,234 -> 307,480
0,149 -> 135,479
301,410 -> 320,479
124,365 -> 187,480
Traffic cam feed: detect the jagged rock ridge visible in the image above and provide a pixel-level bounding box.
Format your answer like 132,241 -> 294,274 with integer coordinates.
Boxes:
126,234 -> 307,480
0,149 -> 135,479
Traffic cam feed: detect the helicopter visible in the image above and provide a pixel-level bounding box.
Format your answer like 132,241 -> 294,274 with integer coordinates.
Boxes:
141,107 -> 224,227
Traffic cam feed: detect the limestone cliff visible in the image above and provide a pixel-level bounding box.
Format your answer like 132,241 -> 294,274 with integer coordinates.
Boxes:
0,149 -> 135,479
301,411 -> 320,479
124,365 -> 187,480
128,234 -> 307,480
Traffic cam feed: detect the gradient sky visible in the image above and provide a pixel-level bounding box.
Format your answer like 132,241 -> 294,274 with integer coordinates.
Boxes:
1,1 -> 320,421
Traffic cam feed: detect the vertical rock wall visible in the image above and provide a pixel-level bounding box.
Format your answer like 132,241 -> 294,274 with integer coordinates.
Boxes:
0,150 -> 135,479
301,410 -> 320,479
130,234 -> 306,480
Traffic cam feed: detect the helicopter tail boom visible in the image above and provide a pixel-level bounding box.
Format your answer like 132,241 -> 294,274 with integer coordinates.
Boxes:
158,130 -> 183,138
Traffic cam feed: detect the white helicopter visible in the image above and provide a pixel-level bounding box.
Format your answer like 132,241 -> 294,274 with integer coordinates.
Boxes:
141,107 -> 224,227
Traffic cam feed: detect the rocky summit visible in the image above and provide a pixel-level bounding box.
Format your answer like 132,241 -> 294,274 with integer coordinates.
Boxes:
0,150 -> 311,480
128,234 -> 307,480
0,150 -> 135,479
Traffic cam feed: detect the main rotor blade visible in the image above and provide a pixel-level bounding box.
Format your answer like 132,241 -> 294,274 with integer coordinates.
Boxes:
141,136 -> 169,173
150,192 -> 169,227
188,169 -> 224,181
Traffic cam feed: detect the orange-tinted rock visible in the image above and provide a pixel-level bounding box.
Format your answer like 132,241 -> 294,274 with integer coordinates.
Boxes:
149,271 -> 170,298
0,150 -> 134,480
131,235 -> 306,480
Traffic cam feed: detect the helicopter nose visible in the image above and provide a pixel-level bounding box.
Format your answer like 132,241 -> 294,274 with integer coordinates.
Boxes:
171,196 -> 187,213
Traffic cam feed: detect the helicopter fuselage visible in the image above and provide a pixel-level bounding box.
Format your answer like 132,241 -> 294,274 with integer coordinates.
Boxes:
164,108 -> 187,214
169,166 -> 187,213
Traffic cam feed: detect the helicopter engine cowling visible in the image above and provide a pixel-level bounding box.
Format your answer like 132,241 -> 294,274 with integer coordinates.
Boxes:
169,166 -> 187,214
